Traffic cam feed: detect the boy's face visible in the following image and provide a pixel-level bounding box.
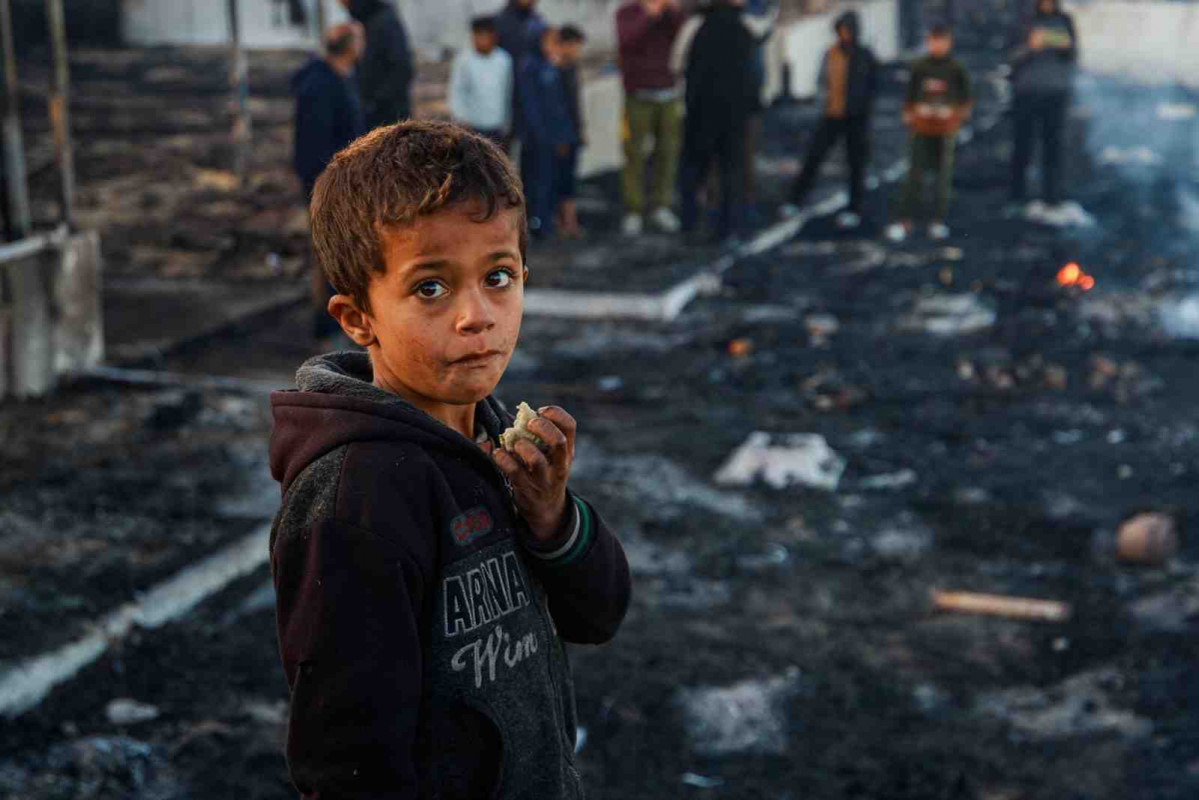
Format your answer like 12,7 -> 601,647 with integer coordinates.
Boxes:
346,202 -> 526,409
541,30 -> 561,63
927,33 -> 952,57
559,40 -> 582,65
473,29 -> 496,54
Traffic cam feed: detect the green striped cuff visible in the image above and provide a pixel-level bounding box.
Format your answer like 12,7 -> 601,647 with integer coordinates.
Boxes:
525,496 -> 593,567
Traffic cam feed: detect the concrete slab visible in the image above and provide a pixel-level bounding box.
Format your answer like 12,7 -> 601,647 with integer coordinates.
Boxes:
103,278 -> 306,365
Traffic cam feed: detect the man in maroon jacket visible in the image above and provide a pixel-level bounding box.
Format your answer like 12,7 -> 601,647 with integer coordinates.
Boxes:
616,0 -> 685,236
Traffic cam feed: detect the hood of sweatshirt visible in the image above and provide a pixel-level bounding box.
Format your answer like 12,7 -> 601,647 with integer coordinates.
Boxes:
834,10 -> 860,42
346,0 -> 386,23
289,57 -> 335,96
269,351 -> 508,496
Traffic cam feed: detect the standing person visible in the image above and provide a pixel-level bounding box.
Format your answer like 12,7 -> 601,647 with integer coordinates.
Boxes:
272,119 -> 630,799
779,11 -> 878,230
616,0 -> 685,236
292,22 -> 366,339
495,0 -> 544,65
517,27 -> 580,238
449,16 -> 514,144
886,23 -> 972,242
340,0 -> 414,128
495,0 -> 545,157
1010,0 -> 1077,207
556,25 -> 588,238
678,0 -> 757,245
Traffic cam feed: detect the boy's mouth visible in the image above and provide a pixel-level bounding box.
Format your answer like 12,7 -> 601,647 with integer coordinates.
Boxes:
451,350 -> 504,366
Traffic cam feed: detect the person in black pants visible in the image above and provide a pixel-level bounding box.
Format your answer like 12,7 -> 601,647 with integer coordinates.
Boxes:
1009,0 -> 1077,205
780,10 -> 878,229
678,0 -> 758,244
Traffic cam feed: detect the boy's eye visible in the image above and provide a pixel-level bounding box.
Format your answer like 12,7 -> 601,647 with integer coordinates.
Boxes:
416,280 -> 447,299
486,269 -> 514,289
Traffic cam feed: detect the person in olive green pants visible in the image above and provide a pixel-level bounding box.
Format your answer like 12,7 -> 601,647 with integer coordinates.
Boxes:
887,23 -> 971,242
621,95 -> 683,233
899,134 -> 956,224
616,0 -> 685,235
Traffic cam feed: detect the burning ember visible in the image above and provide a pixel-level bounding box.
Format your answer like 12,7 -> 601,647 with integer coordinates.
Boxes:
1056,262 -> 1096,291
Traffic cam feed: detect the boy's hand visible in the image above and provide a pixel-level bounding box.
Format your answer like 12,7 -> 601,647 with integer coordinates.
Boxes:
493,406 -> 577,542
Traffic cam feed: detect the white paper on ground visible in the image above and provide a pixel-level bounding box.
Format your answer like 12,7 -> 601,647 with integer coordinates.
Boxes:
714,432 -> 846,492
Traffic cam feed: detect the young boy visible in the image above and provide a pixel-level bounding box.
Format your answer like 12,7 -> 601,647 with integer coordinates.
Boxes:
517,26 -> 580,237
887,23 -> 972,242
448,16 -> 514,144
269,121 -> 630,798
556,24 -> 587,238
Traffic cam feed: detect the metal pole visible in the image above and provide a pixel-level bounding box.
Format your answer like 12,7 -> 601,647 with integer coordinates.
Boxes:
45,0 -> 74,229
313,0 -> 327,52
226,0 -> 250,184
0,0 -> 30,240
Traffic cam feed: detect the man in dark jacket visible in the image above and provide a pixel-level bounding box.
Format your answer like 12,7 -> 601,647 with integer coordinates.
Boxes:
340,0 -> 414,128
679,0 -> 758,244
517,26 -> 580,238
1010,0 -> 1077,205
495,0 -> 546,200
292,22 -> 366,338
780,10 -> 878,229
495,0 -> 544,66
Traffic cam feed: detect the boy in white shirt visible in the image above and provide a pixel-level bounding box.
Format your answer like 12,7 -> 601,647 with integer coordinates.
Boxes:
449,16 -> 514,143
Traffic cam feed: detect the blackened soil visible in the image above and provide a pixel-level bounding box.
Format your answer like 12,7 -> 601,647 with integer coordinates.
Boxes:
0,384 -> 274,661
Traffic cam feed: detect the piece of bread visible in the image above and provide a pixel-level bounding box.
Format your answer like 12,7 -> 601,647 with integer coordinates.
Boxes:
500,402 -> 546,452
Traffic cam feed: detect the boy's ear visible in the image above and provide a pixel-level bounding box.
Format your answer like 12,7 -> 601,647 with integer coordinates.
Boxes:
328,295 -> 377,347
522,265 -> 530,285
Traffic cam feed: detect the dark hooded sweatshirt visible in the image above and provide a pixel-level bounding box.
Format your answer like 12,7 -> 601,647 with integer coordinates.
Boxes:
346,0 -> 414,128
1011,2 -> 1078,97
269,352 -> 631,799
291,58 -> 365,196
818,11 -> 878,119
685,4 -> 759,145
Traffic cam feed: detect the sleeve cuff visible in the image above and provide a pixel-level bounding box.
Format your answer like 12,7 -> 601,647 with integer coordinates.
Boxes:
523,495 -> 593,567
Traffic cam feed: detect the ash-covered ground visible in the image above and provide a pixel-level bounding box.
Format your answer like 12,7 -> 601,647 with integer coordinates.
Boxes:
3,37 -> 1199,800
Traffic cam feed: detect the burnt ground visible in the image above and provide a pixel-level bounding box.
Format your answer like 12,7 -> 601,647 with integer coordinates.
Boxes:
3,36 -> 1199,800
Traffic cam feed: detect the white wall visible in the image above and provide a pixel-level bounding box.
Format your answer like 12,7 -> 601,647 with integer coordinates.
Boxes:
1065,1 -> 1199,89
403,0 -> 623,60
122,0 -> 350,48
122,0 -> 621,55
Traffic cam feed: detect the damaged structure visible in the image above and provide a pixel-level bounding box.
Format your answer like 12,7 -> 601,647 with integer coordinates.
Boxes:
0,0 -> 101,399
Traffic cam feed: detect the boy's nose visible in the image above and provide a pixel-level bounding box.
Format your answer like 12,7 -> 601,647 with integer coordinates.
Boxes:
456,290 -> 497,334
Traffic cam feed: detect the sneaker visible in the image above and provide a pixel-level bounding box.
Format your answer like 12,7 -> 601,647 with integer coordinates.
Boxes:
928,221 -> 951,240
622,213 -> 643,236
650,207 -> 681,233
885,222 -> 909,243
779,203 -> 802,220
835,211 -> 862,230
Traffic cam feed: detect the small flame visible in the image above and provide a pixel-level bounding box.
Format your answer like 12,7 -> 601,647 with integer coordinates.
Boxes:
1056,262 -> 1095,291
